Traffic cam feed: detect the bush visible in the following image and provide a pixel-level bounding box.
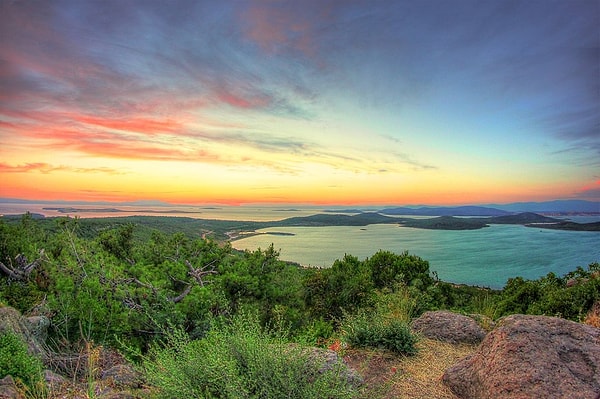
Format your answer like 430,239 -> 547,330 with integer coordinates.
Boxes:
296,318 -> 335,346
144,313 -> 359,399
342,310 -> 418,355
0,332 -> 45,391
494,263 -> 600,321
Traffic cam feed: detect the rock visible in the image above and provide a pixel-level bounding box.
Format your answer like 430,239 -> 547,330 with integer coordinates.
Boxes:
24,316 -> 50,344
101,364 -> 142,389
43,369 -> 67,388
96,386 -> 140,399
412,311 -> 486,344
302,347 -> 363,387
0,306 -> 48,360
443,314 -> 600,399
0,376 -> 19,399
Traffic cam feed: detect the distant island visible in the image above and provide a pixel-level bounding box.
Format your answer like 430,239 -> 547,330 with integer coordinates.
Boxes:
269,212 -> 600,232
398,213 -> 600,231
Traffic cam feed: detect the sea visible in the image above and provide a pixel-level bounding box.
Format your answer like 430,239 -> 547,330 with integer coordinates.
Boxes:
2,203 -> 599,289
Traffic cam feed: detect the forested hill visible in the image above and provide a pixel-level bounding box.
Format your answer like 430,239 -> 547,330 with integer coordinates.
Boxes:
387,213 -> 600,231
271,212 -> 397,226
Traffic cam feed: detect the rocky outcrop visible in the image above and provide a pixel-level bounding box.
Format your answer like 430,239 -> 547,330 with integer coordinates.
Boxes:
0,306 -> 49,360
443,314 -> 600,399
411,311 -> 486,344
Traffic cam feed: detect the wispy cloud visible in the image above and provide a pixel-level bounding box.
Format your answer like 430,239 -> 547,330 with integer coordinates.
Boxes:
574,181 -> 600,200
0,162 -> 123,175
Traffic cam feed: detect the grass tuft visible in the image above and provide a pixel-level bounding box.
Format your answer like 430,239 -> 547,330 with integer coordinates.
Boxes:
584,301 -> 600,328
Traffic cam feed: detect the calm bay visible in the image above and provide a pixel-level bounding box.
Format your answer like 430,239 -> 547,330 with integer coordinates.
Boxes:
232,223 -> 600,289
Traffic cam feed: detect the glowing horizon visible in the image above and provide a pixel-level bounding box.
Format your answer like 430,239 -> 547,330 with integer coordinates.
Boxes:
1,1 -> 599,206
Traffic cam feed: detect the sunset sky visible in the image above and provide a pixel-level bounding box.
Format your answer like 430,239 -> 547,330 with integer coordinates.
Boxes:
1,0 -> 598,205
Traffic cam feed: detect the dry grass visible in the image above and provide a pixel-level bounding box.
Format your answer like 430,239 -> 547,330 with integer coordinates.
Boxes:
584,301 -> 600,328
345,338 -> 477,399
40,337 -> 476,398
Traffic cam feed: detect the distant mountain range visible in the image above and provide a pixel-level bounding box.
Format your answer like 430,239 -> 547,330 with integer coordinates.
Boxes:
337,200 -> 599,216
379,206 -> 510,216
483,200 -> 600,214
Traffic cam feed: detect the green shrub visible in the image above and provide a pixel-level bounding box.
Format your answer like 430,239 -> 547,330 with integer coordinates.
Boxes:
296,318 -> 335,346
342,310 -> 418,355
0,332 -> 45,390
372,285 -> 419,323
144,313 -> 359,399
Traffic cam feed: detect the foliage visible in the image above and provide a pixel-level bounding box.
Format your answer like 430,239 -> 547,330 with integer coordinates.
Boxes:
0,332 -> 45,391
1,214 -> 598,365
305,251 -> 434,322
366,250 -> 434,290
341,309 -> 418,355
371,285 -> 420,323
144,312 -> 360,399
217,244 -> 307,330
304,254 -> 374,322
0,215 -> 50,312
494,263 -> 600,321
296,318 -> 335,346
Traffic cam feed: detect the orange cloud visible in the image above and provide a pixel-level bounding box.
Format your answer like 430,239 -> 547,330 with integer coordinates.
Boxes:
74,114 -> 184,135
0,162 -> 53,173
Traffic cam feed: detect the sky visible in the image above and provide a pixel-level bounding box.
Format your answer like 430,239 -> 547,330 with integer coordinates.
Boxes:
1,0 -> 599,206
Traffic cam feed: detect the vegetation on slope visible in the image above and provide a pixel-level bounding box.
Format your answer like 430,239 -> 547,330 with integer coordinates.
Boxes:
0,214 -> 598,398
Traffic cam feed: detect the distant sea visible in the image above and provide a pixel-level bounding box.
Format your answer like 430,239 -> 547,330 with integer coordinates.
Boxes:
2,202 -> 599,289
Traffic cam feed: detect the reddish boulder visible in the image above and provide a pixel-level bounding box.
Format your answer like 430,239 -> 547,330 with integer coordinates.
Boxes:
411,311 -> 486,344
443,314 -> 600,399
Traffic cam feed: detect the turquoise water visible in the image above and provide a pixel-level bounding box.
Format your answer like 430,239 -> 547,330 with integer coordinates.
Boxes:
232,223 -> 600,289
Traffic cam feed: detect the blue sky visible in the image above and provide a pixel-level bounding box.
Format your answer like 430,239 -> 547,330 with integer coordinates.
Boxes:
1,0 -> 598,205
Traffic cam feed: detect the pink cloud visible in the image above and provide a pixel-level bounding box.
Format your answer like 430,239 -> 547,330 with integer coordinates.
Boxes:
239,3 -> 324,58
575,180 -> 600,200
215,89 -> 272,109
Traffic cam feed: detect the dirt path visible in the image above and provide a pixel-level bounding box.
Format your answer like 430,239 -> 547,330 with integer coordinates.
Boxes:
344,338 -> 477,399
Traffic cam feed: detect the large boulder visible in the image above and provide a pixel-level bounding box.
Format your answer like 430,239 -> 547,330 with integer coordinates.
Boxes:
412,311 -> 486,344
443,314 -> 600,399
